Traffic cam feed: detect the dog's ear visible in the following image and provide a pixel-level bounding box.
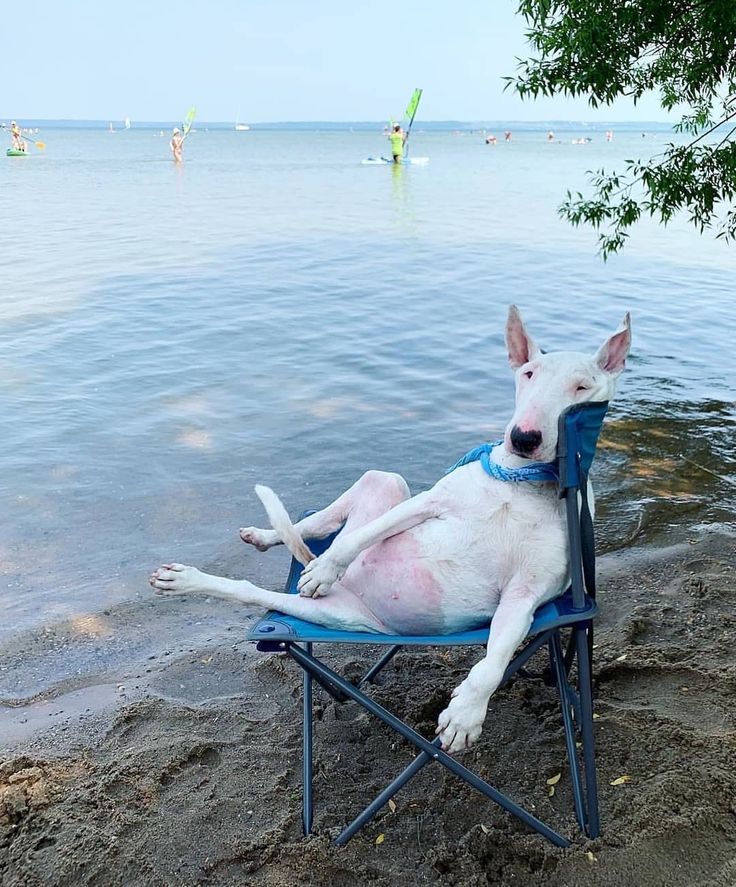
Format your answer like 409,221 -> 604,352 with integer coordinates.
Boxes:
595,312 -> 632,375
506,305 -> 541,369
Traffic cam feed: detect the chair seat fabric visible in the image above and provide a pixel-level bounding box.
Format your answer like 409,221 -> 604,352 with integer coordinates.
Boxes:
249,586 -> 597,648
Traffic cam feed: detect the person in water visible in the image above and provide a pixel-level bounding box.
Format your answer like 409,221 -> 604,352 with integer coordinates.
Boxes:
10,121 -> 25,152
388,124 -> 406,163
170,127 -> 184,162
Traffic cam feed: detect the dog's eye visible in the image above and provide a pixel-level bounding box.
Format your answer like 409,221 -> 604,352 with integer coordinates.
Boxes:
576,384 -> 590,391
524,371 -> 534,379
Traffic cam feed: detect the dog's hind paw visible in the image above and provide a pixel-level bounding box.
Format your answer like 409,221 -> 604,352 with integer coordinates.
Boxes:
149,563 -> 204,596
239,526 -> 280,551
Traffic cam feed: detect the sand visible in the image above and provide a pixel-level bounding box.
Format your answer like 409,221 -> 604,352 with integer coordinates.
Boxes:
2,529 -> 736,887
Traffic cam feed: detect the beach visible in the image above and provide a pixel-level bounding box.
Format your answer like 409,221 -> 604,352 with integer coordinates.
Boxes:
2,528 -> 735,886
1,126 -> 735,885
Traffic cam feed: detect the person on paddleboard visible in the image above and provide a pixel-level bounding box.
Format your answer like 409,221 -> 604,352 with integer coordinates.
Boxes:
170,127 -> 184,162
388,124 -> 406,164
10,122 -> 26,152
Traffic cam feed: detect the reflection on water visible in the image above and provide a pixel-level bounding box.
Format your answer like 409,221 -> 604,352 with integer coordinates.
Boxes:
390,161 -> 418,234
0,129 -> 734,638
595,398 -> 736,550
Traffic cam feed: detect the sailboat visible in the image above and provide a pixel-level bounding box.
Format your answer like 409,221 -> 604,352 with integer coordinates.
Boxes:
124,117 -> 131,129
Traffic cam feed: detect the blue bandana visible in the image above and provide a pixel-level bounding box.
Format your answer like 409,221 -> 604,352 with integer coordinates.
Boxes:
447,440 -> 559,484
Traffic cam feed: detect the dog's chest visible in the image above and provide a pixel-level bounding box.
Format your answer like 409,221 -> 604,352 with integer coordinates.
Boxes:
427,465 -> 567,566
440,463 -> 560,522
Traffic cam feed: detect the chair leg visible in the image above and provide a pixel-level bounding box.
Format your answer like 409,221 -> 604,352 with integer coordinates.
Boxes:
575,625 -> 600,838
549,633 -> 588,832
336,741 -> 437,845
359,644 -> 402,686
302,643 -> 314,835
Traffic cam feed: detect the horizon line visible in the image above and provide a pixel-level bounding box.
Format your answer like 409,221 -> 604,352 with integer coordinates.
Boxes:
2,116 -> 676,126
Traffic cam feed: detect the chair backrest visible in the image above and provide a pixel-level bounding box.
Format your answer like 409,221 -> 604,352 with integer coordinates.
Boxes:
556,401 -> 609,609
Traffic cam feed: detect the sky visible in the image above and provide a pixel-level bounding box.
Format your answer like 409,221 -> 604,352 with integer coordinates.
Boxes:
4,0 -> 671,123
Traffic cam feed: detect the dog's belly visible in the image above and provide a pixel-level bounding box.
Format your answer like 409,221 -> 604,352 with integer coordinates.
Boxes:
341,525 -> 501,635
337,481 -> 569,635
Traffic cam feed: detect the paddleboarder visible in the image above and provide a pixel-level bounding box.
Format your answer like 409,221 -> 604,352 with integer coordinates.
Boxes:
10,121 -> 25,152
388,124 -> 406,164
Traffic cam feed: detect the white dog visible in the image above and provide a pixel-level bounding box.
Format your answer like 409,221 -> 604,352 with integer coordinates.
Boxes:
150,305 -> 631,753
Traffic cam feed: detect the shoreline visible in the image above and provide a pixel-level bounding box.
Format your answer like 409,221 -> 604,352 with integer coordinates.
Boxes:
2,526 -> 735,885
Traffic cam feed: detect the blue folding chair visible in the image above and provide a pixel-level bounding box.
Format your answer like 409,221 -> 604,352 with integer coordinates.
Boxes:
248,401 -> 608,847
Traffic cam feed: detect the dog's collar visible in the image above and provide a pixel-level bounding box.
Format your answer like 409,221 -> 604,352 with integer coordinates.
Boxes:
447,441 -> 559,483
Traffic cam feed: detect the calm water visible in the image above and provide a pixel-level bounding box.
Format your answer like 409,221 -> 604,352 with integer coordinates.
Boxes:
1,126 -> 734,639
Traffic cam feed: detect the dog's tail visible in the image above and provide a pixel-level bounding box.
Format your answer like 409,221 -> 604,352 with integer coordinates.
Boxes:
254,484 -> 315,566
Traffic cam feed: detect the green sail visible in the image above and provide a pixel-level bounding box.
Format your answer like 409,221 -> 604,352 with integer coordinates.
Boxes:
183,107 -> 197,135
404,88 -> 422,123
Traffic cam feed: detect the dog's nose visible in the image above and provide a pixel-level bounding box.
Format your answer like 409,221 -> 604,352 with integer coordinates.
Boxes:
510,426 -> 542,457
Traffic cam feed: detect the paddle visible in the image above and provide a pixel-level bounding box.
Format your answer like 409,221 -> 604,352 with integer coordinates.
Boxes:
6,128 -> 45,149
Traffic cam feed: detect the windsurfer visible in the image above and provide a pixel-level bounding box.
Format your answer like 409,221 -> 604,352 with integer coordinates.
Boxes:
388,124 -> 405,163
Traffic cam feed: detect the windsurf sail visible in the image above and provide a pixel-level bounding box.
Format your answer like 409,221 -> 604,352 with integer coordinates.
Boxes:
124,117 -> 131,129
182,106 -> 197,138
403,88 -> 423,157
405,88 -> 422,125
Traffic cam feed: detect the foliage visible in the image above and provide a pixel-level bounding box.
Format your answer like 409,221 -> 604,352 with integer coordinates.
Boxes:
509,0 -> 736,256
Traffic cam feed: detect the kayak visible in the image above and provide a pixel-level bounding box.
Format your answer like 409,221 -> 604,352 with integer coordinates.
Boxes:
361,156 -> 429,166
6,148 -> 28,156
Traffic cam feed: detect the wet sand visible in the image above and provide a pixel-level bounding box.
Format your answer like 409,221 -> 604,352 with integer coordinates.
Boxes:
2,529 -> 735,886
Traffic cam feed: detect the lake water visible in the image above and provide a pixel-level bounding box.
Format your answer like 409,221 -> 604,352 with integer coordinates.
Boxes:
1,125 -> 734,640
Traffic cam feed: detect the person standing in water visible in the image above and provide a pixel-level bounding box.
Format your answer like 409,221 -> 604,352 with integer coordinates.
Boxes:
170,127 -> 184,162
388,124 -> 405,163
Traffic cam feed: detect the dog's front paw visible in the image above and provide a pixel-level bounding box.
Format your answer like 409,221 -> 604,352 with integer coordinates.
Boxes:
436,688 -> 487,753
296,552 -> 345,598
